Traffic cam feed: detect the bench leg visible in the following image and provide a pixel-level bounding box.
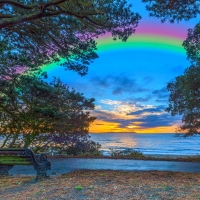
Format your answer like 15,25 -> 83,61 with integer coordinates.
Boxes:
27,152 -> 51,181
34,166 -> 50,181
0,164 -> 14,176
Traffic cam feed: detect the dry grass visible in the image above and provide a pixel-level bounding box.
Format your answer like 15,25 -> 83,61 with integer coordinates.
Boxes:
1,170 -> 200,200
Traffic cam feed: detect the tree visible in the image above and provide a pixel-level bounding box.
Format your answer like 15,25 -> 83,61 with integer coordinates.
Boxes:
142,0 -> 200,63
142,0 -> 199,23
182,23 -> 200,63
0,0 -> 141,152
166,65 -> 200,136
142,0 -> 200,137
0,73 -> 100,154
0,0 -> 141,76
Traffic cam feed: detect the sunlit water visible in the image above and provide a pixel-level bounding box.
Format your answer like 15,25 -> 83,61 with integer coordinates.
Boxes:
1,133 -> 200,157
89,133 -> 200,156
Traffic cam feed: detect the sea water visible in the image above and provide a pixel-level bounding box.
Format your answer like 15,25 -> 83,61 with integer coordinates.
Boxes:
89,133 -> 200,156
1,133 -> 200,157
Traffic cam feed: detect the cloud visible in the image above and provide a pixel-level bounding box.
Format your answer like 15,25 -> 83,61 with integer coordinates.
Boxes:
92,110 -> 120,121
143,76 -> 153,83
92,109 -> 181,129
90,77 -> 110,88
155,99 -> 168,103
100,99 -> 122,105
92,99 -> 182,130
128,96 -> 152,103
135,113 -> 181,128
95,105 -> 102,109
152,87 -> 169,99
127,105 -> 166,115
93,110 -> 133,127
90,74 -> 149,95
93,100 -> 172,129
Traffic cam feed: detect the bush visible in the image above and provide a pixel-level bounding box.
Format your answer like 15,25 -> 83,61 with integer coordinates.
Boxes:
53,140 -> 101,156
109,148 -> 144,157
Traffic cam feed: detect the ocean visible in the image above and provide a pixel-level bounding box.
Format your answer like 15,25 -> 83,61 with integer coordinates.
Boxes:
89,133 -> 200,156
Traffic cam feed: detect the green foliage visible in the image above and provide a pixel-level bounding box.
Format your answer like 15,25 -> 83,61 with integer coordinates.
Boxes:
78,150 -> 102,157
0,74 -> 98,153
15,181 -> 22,185
109,148 -> 144,157
99,173 -> 105,177
183,23 -> 200,63
142,0 -> 199,23
56,140 -> 101,156
0,0 -> 141,76
0,0 -> 140,154
128,151 -> 144,158
166,65 -> 200,136
109,148 -> 122,156
75,185 -> 83,190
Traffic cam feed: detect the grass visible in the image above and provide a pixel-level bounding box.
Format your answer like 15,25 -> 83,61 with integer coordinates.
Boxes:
1,170 -> 200,199
75,185 -> 83,190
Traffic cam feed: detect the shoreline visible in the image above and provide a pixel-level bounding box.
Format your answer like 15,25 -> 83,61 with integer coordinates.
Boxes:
48,153 -> 200,162
143,153 -> 200,158
99,149 -> 200,157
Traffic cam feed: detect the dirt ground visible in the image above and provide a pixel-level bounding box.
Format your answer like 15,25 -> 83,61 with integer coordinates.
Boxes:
0,170 -> 200,200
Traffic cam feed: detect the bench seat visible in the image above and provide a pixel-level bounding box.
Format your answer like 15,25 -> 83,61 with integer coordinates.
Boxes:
0,148 -> 51,180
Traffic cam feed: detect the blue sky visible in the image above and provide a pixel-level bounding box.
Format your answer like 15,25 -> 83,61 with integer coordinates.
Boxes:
44,0 -> 198,133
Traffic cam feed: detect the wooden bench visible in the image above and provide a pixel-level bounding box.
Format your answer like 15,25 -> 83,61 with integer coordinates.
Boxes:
0,148 -> 51,180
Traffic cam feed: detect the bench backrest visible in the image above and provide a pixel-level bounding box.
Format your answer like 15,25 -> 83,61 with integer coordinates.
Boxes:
0,148 -> 32,165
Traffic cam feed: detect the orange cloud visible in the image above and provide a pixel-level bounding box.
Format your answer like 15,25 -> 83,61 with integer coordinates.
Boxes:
89,119 -> 178,133
89,120 -> 124,133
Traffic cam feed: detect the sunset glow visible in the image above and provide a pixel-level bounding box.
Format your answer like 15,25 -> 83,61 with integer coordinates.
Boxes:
89,119 -> 178,133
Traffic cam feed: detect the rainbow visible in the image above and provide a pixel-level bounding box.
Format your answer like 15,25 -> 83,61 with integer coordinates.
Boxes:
96,20 -> 187,55
96,34 -> 185,55
42,22 -> 187,72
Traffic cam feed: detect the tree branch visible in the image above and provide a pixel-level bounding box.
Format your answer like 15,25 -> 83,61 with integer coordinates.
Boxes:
0,0 -> 69,10
0,0 -> 106,29
0,8 -> 104,29
0,0 -> 34,9
0,14 -> 15,19
166,0 -> 176,9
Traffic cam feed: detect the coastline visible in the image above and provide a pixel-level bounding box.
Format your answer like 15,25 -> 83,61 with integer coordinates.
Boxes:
100,150 -> 200,158
48,153 -> 200,162
90,133 -> 200,157
143,153 -> 199,158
